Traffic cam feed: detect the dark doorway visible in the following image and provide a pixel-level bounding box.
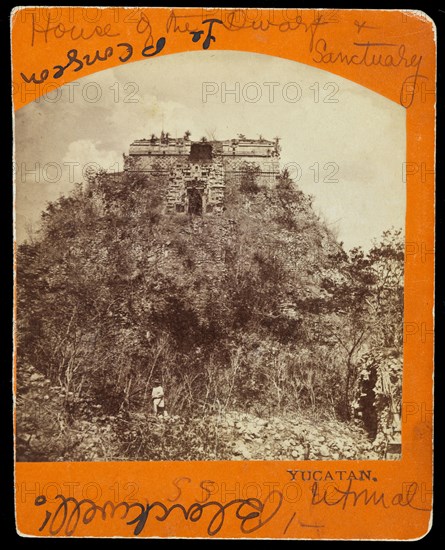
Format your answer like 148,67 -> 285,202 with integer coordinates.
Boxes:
188,188 -> 203,215
190,142 -> 212,161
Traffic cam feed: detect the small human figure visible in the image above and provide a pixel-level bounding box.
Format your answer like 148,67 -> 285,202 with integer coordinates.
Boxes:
151,380 -> 166,417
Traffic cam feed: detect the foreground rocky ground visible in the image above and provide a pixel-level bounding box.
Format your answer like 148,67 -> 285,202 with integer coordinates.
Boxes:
212,411 -> 378,461
16,365 -> 380,461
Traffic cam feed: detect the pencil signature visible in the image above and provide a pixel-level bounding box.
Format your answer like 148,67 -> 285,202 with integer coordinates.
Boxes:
311,480 -> 431,511
19,10 -> 428,109
33,479 -> 430,537
20,16 -> 224,85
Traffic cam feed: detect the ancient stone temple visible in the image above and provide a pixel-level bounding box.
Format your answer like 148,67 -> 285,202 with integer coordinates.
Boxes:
123,132 -> 281,214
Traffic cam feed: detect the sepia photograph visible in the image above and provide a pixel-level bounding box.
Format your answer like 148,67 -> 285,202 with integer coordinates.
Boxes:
15,50 -> 405,463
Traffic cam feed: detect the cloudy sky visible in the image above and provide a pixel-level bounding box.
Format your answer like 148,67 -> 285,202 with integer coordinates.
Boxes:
14,50 -> 406,250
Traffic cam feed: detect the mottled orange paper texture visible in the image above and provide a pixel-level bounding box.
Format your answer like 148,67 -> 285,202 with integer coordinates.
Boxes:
12,7 -> 434,539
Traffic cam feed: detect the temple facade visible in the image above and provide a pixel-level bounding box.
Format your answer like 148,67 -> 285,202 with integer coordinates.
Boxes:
124,133 -> 281,214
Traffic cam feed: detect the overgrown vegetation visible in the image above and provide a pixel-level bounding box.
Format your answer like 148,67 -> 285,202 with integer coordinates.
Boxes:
16,167 -> 404,461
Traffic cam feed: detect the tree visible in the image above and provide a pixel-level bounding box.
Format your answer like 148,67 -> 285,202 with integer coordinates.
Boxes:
17,161 -> 404,460
239,164 -> 261,194
367,228 -> 404,348
325,229 -> 404,421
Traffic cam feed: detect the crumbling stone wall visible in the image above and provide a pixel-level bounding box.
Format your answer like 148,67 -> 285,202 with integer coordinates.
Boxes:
123,154 -> 181,175
124,135 -> 281,212
223,156 -> 280,187
166,159 -> 225,214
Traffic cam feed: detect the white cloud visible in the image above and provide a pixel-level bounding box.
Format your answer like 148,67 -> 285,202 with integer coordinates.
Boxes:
15,51 -> 405,249
62,139 -> 122,180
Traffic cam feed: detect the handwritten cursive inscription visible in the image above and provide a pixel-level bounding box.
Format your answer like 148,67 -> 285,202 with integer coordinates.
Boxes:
166,9 -> 331,54
30,13 -> 120,47
312,39 -> 424,107
311,480 -> 431,511
21,9 -> 427,108
35,490 -> 283,536
20,38 -> 165,84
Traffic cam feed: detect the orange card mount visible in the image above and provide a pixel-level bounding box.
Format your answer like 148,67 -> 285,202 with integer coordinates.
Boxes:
12,7 -> 435,540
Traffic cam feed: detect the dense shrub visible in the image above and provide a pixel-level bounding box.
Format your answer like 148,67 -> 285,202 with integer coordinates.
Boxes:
16,169 -> 404,459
